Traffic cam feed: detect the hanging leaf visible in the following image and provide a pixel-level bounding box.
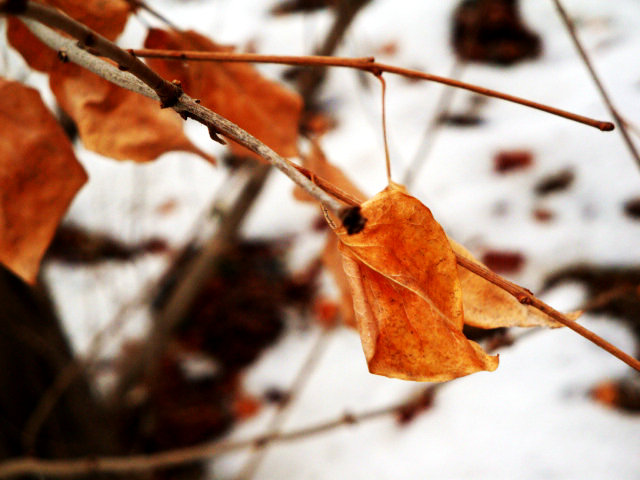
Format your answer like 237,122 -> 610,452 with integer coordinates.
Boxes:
143,28 -> 302,159
49,63 -> 214,163
334,183 -> 498,381
7,0 -> 132,72
0,79 -> 87,284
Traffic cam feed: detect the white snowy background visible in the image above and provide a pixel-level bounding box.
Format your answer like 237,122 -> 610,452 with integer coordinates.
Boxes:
4,0 -> 640,478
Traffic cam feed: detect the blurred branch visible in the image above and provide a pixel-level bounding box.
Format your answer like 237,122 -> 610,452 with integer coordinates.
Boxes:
0,329 -> 518,479
233,328 -> 332,480
113,162 -> 271,402
402,60 -> 465,187
296,0 -> 372,105
551,0 -> 640,169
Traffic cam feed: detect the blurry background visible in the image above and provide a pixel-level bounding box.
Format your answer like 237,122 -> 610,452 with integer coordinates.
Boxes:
1,0 -> 640,479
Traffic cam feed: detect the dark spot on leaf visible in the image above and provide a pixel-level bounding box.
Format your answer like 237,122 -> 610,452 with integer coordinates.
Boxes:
340,206 -> 366,234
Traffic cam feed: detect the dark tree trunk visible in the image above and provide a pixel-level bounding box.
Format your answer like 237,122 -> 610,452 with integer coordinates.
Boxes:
0,266 -> 118,469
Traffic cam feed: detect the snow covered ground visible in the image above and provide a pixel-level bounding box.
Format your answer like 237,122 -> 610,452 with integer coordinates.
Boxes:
11,0 -> 640,478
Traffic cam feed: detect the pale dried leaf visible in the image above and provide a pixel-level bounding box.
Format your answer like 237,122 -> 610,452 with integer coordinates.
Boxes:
451,239 -> 562,328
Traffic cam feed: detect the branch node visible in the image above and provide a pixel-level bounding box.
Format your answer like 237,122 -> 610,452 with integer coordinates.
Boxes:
158,82 -> 183,109
254,435 -> 269,448
342,412 -> 357,424
207,125 -> 227,145
339,206 -> 366,234
83,32 -> 96,47
516,293 -> 532,305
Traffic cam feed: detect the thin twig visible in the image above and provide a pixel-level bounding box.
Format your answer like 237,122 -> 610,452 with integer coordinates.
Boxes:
455,254 -> 640,372
375,74 -> 392,185
127,0 -> 179,30
297,0 -> 372,105
551,0 -> 640,169
129,49 -> 614,132
621,117 -> 640,141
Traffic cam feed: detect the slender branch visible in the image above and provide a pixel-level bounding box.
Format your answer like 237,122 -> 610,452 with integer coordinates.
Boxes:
551,0 -> 640,170
376,74 -> 392,186
455,254 -> 640,372
0,397 -> 406,478
2,2 -> 347,218
126,0 -> 179,31
297,0 -> 371,105
129,49 -> 614,132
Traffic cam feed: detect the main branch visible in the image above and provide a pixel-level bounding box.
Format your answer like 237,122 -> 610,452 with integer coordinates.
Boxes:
1,1 -> 349,219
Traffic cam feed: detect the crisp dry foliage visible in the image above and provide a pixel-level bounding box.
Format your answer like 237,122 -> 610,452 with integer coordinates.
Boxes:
335,183 -> 499,381
0,79 -> 87,283
144,28 -> 303,159
7,0 -> 131,72
49,63 -> 214,163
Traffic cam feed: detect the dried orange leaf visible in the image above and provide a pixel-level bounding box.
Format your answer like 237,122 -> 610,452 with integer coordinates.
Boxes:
0,79 -> 87,283
49,63 -> 214,163
8,0 -> 131,72
451,239 -> 562,328
144,28 -> 302,159
335,183 -> 498,381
